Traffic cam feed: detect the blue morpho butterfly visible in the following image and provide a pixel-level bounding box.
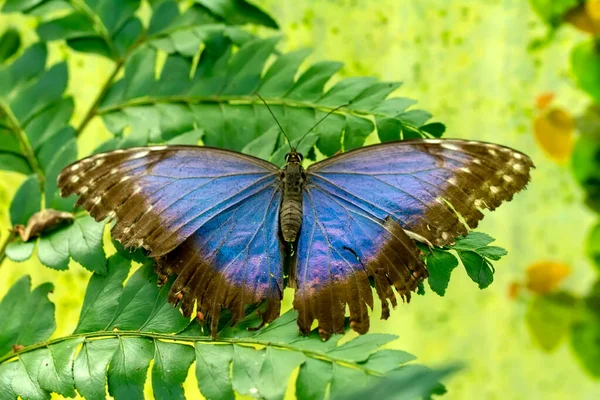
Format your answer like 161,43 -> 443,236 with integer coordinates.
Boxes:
57,103 -> 533,339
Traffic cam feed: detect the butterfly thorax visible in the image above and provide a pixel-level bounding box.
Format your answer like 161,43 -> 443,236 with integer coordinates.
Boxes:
280,152 -> 305,242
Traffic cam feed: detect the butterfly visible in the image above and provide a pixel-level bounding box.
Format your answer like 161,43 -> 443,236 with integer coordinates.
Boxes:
57,134 -> 533,339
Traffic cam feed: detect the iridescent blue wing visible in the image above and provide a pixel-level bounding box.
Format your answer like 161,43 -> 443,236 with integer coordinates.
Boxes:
58,146 -> 283,334
295,139 -> 533,338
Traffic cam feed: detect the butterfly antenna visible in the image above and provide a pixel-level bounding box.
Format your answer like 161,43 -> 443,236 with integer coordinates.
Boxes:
296,103 -> 348,149
256,93 -> 293,151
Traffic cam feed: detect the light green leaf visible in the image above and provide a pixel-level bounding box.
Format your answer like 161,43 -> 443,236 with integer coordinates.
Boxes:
231,344 -> 265,397
296,358 -> 331,400
37,215 -> 106,273
258,347 -> 305,400
75,254 -> 131,333
526,293 -> 579,352
326,334 -> 397,362
36,338 -> 83,397
152,341 -> 195,400
73,339 -> 119,400
195,344 -> 235,400
571,310 -> 600,378
361,349 -> 417,374
107,337 -> 154,400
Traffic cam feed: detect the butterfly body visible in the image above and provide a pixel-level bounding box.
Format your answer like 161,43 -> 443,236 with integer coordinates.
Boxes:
57,139 -> 533,339
280,151 -> 306,243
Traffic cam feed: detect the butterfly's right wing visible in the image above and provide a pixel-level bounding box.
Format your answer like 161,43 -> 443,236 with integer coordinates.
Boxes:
58,146 -> 284,335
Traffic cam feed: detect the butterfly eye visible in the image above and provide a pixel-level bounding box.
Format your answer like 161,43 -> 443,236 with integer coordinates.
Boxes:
298,153 -> 304,162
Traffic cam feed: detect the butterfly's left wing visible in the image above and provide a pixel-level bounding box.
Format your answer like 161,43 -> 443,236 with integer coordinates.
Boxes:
294,139 -> 533,339
58,146 -> 284,335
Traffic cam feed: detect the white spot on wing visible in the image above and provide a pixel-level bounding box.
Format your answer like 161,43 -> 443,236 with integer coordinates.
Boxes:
120,176 -> 131,183
503,175 -> 514,183
460,167 -> 471,173
488,148 -> 497,156
92,196 -> 101,205
490,186 -> 500,194
150,146 -> 168,151
80,186 -> 89,194
424,139 -> 442,144
131,151 -> 150,159
472,158 -> 482,165
442,232 -> 450,241
474,199 -> 484,208
447,177 -> 457,185
70,164 -> 80,172
70,175 -> 80,183
514,152 -> 523,160
441,143 -> 460,151
513,163 -> 524,172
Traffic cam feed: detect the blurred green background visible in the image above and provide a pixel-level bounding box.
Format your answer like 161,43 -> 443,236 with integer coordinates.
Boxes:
1,0 -> 599,399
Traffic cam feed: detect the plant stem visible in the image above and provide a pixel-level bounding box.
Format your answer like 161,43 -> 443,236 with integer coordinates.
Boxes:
0,99 -> 45,186
76,59 -> 124,136
0,329 -> 385,376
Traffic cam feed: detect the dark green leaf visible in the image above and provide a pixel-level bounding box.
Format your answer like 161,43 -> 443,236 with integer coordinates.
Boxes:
0,29 -> 20,63
529,0 -> 579,26
0,277 -> 55,357
12,351 -> 50,400
152,341 -> 195,400
196,0 -> 278,28
571,310 -> 600,377
337,364 -> 458,400
572,40 -> 600,103
37,13 -> 98,40
420,122 -> 446,137
107,337 -> 154,400
329,363 -> 372,398
458,250 -> 494,289
426,249 -> 459,296
587,222 -> 600,269
452,232 -> 495,250
195,343 -> 235,400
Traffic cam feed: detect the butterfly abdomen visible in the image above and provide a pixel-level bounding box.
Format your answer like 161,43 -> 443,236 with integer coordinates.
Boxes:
280,161 -> 305,242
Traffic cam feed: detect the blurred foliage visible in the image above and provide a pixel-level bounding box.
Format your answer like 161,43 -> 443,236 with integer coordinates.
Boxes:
526,0 -> 600,380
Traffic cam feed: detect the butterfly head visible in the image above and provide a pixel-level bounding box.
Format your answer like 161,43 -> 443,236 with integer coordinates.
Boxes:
285,151 -> 304,164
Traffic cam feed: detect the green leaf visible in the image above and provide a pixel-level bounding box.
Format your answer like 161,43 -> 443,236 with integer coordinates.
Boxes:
296,358 -> 332,400
526,293 -> 579,352
75,254 -> 131,333
458,250 -> 494,289
5,241 -> 35,262
196,0 -> 278,28
73,339 -> 119,400
258,347 -> 306,400
37,215 -> 106,273
587,222 -> 600,269
107,337 -> 154,400
195,344 -> 235,400
231,344 -> 266,397
326,334 -> 397,362
36,338 -> 83,397
572,40 -> 600,104
0,277 -> 55,358
426,249 -> 459,296
337,364 -> 458,400
529,0 -> 579,26
9,175 -> 41,225
152,341 -> 195,400
361,349 -> 417,374
0,28 -> 20,63
571,310 -> 600,378
447,232 -> 508,290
